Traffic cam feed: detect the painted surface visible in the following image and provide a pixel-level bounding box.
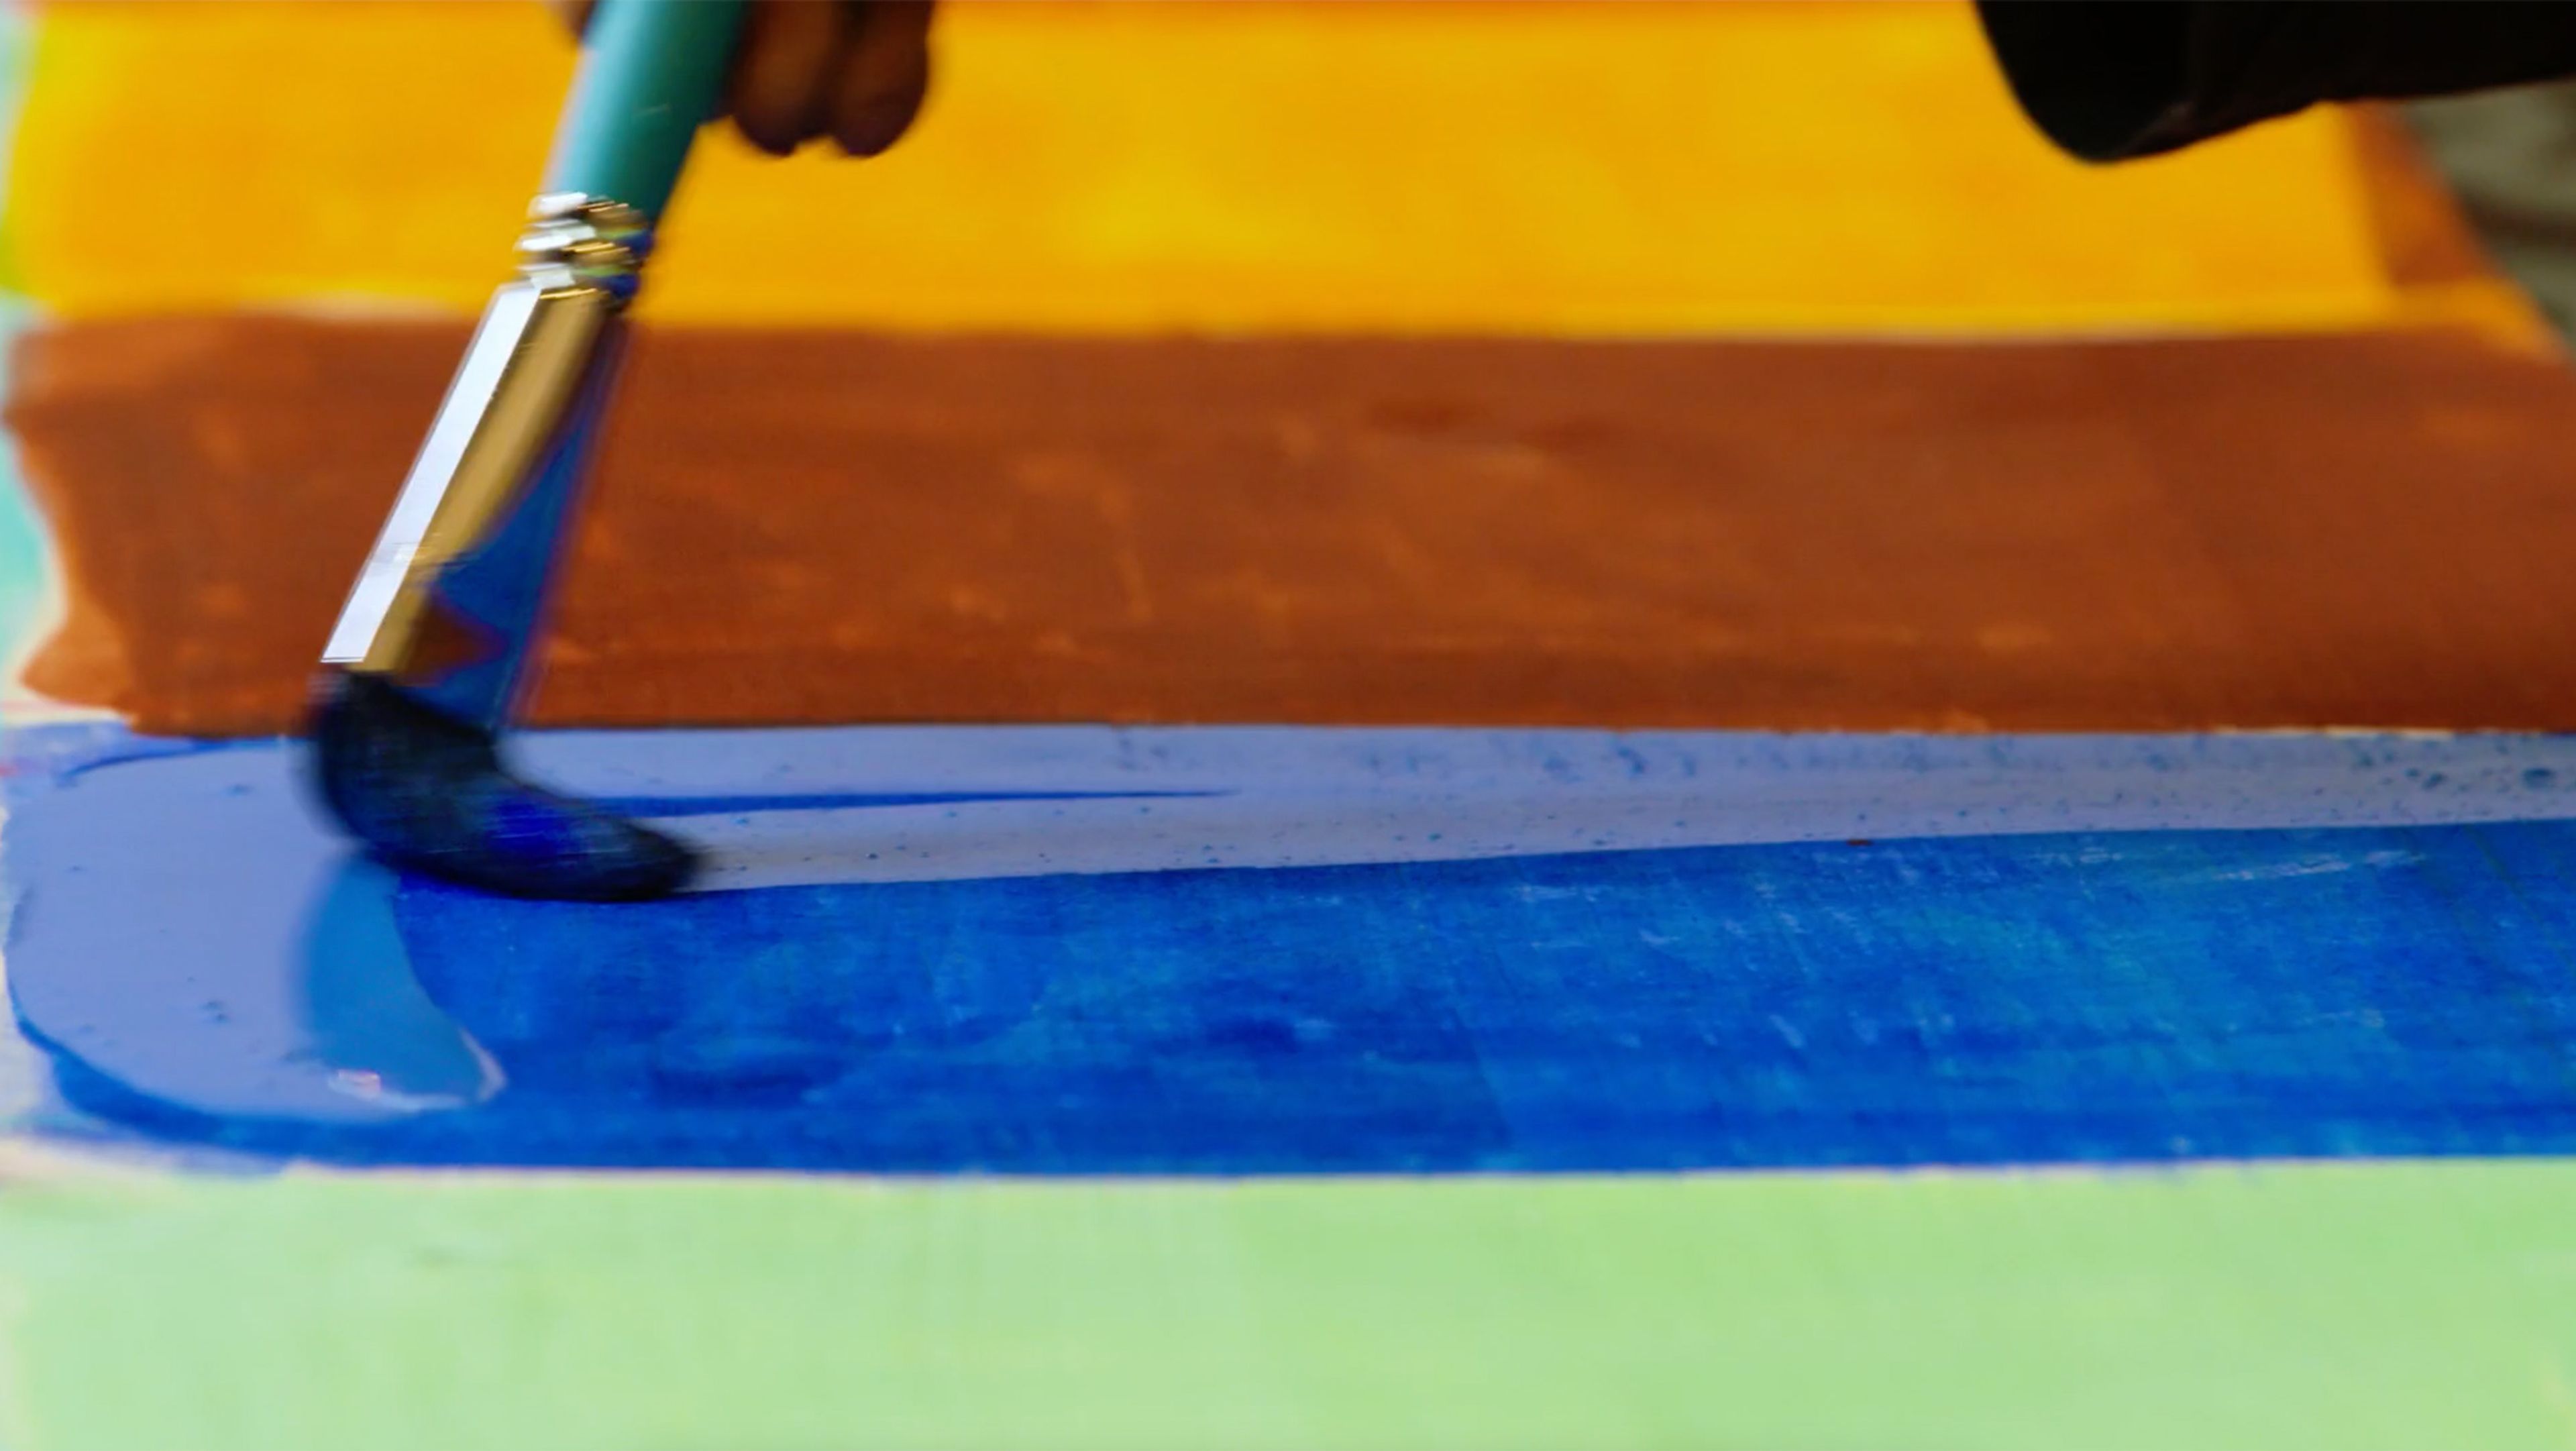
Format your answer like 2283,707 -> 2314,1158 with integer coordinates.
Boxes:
22,321 -> 2576,737
9,2 -> 2538,340
0,306 -> 47,699
0,6 -> 52,708
1,3 -> 2574,1450
9,1163 -> 2576,1451
21,722 -> 2576,1172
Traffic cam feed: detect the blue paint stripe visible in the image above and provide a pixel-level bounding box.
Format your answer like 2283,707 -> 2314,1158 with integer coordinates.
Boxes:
321,820 -> 2576,1170
16,778 -> 2576,1169
25,727 -> 2576,1175
612,788 -> 1222,818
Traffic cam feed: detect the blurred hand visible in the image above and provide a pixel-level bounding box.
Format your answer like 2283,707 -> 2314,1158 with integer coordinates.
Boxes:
549,0 -> 933,158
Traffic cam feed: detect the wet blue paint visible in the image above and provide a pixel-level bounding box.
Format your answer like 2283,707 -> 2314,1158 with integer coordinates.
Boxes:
604,789 -> 1222,818
20,724 -> 2576,1173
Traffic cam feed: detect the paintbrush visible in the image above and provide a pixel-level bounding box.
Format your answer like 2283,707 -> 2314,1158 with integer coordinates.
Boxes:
308,0 -> 746,901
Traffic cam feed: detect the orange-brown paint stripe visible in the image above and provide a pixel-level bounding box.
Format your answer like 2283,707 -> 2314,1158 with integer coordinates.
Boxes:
16,317 -> 2576,737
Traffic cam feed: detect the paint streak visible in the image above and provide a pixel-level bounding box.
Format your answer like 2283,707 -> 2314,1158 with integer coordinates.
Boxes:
21,724 -> 2576,1172
0,305 -> 51,702
606,790 -> 1222,818
19,320 -> 2576,736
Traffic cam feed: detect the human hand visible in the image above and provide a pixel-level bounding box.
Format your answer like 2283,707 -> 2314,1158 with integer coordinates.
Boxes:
549,0 -> 933,158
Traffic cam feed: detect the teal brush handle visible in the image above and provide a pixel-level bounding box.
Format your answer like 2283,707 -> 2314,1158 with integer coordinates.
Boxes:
543,0 -> 747,221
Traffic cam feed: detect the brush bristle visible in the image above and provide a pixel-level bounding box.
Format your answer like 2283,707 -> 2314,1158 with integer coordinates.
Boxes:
306,669 -> 699,902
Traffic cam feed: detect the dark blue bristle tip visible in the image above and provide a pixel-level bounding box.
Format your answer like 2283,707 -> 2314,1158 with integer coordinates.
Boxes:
305,669 -> 699,902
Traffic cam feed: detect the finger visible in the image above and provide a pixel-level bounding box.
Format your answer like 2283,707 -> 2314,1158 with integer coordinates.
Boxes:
825,0 -> 932,157
726,0 -> 852,157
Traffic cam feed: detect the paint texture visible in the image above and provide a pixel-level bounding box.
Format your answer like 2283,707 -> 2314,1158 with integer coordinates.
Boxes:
26,725 -> 2576,1173
5,5 -> 2576,1443
5,5 -> 2576,1447
9,1163 -> 2576,1451
0,307 -> 48,694
11,3 -> 2537,340
18,321 -> 2576,736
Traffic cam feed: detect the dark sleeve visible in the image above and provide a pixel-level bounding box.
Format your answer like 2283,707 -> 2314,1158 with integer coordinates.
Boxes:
1975,1 -> 2576,162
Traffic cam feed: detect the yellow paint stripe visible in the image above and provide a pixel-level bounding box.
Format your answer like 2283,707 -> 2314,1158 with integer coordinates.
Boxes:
2,1 -> 2473,336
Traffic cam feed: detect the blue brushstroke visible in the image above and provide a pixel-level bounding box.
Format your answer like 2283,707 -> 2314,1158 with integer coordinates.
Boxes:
604,789 -> 1222,818
23,725 -> 2576,1173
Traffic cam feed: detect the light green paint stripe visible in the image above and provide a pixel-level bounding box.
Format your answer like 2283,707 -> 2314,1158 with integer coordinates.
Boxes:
1,1161 -> 2573,1450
